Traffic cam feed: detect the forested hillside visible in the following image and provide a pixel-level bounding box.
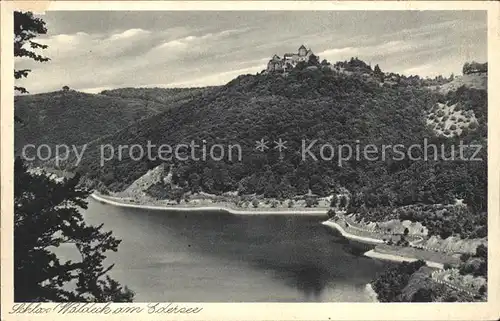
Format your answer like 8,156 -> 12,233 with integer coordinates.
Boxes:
14,88 -> 212,159
100,87 -> 216,105
66,64 -> 486,220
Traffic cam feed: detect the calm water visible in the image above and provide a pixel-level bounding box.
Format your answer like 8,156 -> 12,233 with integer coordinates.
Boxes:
68,200 -> 391,302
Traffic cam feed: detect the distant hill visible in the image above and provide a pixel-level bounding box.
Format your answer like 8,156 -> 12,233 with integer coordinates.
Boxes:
100,87 -> 217,105
14,88 -> 212,159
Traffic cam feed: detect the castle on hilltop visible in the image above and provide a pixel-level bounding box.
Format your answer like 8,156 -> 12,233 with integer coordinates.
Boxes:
266,45 -> 317,72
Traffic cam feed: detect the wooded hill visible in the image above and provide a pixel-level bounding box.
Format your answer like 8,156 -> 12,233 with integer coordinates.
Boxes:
14,87 -> 213,160
59,63 -> 486,215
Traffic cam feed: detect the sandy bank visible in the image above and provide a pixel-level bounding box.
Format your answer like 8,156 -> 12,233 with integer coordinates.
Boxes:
321,220 -> 385,244
364,250 -> 444,269
91,193 -> 329,216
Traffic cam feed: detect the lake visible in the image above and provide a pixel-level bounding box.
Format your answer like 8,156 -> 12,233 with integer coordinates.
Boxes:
70,199 -> 392,302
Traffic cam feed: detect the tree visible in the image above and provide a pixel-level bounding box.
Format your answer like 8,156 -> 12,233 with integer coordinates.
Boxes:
462,62 -> 471,75
338,195 -> 348,209
188,172 -> 201,193
14,158 -> 134,302
403,228 -> 409,236
62,85 -> 70,92
330,194 -> 338,208
478,284 -> 487,296
14,11 -> 50,94
170,188 -> 184,204
295,61 -> 307,71
251,199 -> 259,208
373,64 -> 384,81
305,196 -> 318,208
475,244 -> 487,259
307,54 -> 319,66
411,288 -> 434,302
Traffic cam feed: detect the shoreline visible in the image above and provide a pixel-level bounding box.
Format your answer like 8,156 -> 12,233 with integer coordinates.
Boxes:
364,250 -> 444,269
321,220 -> 444,269
91,193 -> 329,216
320,220 -> 385,245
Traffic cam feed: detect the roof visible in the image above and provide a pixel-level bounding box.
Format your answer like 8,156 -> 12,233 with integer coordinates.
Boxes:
299,44 -> 307,50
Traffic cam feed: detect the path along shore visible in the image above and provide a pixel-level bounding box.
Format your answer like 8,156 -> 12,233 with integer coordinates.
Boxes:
91,193 -> 329,216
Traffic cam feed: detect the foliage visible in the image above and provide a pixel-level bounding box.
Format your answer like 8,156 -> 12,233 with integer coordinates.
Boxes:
371,260 -> 426,302
14,11 -> 50,94
395,204 -> 487,239
305,196 -> 319,208
462,62 -> 487,75
100,87 -> 212,105
334,57 -> 372,73
458,244 -> 487,277
307,54 -> 319,66
14,158 -> 133,302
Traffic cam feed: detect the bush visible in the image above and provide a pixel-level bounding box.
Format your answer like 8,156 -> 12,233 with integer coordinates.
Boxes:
449,124 -> 457,130
371,260 -> 426,302
252,199 -> 259,208
327,209 -> 336,218
305,196 -> 319,208
460,253 -> 471,262
330,194 -> 338,207
478,285 -> 487,295
475,244 -> 487,259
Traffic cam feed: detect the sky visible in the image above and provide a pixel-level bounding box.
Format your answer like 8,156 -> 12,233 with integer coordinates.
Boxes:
15,11 -> 487,94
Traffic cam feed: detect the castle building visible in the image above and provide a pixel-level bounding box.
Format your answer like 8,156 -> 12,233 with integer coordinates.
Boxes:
267,45 -> 317,72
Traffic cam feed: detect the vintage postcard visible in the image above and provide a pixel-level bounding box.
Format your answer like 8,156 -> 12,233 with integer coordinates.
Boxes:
1,1 -> 499,320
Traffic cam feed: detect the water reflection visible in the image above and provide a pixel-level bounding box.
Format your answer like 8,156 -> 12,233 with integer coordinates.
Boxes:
291,264 -> 328,301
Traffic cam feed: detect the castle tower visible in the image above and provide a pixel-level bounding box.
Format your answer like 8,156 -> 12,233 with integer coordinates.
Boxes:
298,44 -> 307,57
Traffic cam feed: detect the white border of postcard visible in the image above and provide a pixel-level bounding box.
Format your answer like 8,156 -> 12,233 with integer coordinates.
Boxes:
2,1 -> 500,320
